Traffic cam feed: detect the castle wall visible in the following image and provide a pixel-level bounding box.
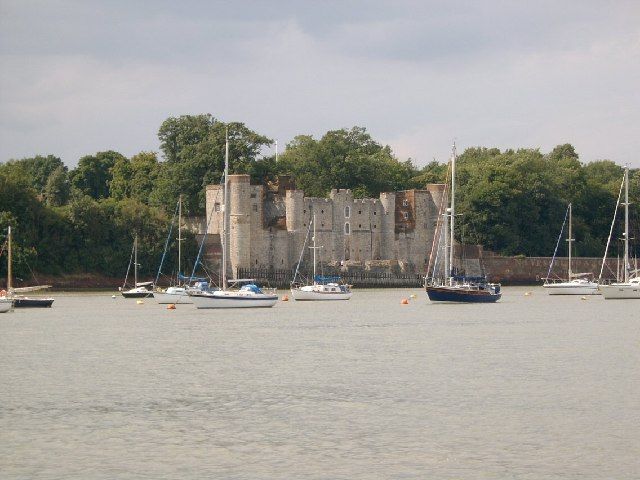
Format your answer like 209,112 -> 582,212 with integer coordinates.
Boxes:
205,175 -> 443,277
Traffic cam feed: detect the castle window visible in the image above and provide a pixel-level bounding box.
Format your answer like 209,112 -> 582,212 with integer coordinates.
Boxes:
402,199 -> 409,207
373,211 -> 377,215
403,212 -> 409,220
358,210 -> 362,215
344,206 -> 350,218
252,205 -> 258,212
321,209 -> 324,214
359,224 -> 362,228
373,224 -> 377,229
303,209 -> 306,214
214,203 -> 221,212
344,222 -> 350,235
321,223 -> 325,228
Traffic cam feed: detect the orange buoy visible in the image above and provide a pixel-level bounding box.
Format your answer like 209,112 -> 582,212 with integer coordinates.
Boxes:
282,294 -> 289,302
401,298 -> 409,305
167,304 -> 176,310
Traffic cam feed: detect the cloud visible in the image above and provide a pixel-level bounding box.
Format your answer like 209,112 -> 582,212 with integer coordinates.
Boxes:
0,0 -> 639,166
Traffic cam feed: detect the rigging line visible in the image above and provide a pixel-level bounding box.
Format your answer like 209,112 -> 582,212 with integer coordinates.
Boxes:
426,164 -> 451,281
123,239 -> 136,288
599,176 -> 625,281
154,199 -> 180,286
545,204 -> 570,282
189,171 -> 225,286
291,219 -> 313,286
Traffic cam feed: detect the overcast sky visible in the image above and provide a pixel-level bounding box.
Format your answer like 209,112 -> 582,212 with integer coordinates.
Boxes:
1,0 -> 639,167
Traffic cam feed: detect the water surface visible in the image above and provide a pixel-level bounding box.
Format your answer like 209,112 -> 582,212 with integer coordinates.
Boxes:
1,288 -> 638,479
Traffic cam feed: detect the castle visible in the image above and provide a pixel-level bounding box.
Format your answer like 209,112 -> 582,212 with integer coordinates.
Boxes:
204,175 -> 446,276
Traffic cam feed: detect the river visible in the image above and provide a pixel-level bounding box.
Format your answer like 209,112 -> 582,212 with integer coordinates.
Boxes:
1,288 -> 638,479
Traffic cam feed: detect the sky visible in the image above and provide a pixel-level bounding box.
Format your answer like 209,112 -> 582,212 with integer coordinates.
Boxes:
0,0 -> 639,168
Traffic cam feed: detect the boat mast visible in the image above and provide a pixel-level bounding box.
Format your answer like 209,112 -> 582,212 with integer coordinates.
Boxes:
567,203 -> 573,279
449,142 -> 456,284
222,128 -> 230,290
624,165 -> 629,283
134,234 -> 138,287
7,226 -> 12,292
312,214 -> 317,283
178,194 -> 182,283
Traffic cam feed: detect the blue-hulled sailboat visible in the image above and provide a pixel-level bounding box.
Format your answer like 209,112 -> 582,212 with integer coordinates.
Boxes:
424,143 -> 501,303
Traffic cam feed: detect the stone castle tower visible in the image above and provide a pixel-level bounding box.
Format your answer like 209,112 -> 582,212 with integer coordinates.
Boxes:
205,175 -> 446,276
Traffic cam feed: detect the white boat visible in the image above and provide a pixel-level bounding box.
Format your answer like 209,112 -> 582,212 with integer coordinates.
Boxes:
290,214 -> 352,301
153,196 -> 194,304
188,129 -> 277,309
154,286 -> 192,304
543,278 -> 599,295
598,166 -> 640,299
543,203 -> 598,295
190,281 -> 278,308
120,235 -> 153,298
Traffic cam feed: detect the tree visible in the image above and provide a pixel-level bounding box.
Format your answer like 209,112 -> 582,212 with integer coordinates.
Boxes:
44,166 -> 70,206
110,152 -> 160,202
69,151 -> 126,199
0,155 -> 65,195
152,115 -> 272,214
276,127 -> 417,198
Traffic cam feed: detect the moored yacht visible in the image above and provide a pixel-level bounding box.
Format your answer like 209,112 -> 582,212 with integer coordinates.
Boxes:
120,235 -> 153,298
543,203 -> 598,295
188,128 -> 277,309
424,143 -> 501,303
290,215 -> 352,301
598,166 -> 640,299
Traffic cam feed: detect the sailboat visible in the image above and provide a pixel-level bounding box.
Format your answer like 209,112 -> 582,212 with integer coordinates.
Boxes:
1,226 -> 54,308
598,166 -> 640,299
543,203 -> 599,295
120,234 -> 153,298
425,143 -> 501,303
290,215 -> 352,301
154,195 -> 193,304
188,129 -> 278,309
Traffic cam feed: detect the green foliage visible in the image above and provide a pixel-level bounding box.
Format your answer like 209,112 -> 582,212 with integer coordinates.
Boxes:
2,112 -> 637,280
69,150 -> 126,199
0,155 -> 65,194
153,115 -> 273,214
276,127 -> 417,198
44,165 -> 70,206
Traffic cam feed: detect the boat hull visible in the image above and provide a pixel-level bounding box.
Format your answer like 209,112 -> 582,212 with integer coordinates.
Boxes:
154,292 -> 192,304
13,297 -> 54,308
190,292 -> 278,309
598,284 -> 640,299
121,291 -> 153,299
426,286 -> 501,303
543,283 -> 599,295
290,289 -> 352,301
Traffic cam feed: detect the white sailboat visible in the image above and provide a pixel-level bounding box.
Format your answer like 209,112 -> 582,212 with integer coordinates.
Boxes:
120,234 -> 154,298
1,226 -> 54,308
543,203 -> 599,295
290,215 -> 352,301
154,195 -> 193,304
188,129 -> 278,309
599,166 -> 640,299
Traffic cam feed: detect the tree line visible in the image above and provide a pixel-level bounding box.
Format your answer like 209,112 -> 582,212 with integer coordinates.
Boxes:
1,114 -> 638,281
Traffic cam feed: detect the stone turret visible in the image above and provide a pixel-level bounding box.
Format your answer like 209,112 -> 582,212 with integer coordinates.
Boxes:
228,174 -> 251,275
379,192 -> 396,259
285,190 -> 305,232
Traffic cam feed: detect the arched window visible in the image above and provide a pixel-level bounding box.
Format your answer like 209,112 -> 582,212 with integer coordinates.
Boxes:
344,222 -> 350,235
344,206 -> 350,218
